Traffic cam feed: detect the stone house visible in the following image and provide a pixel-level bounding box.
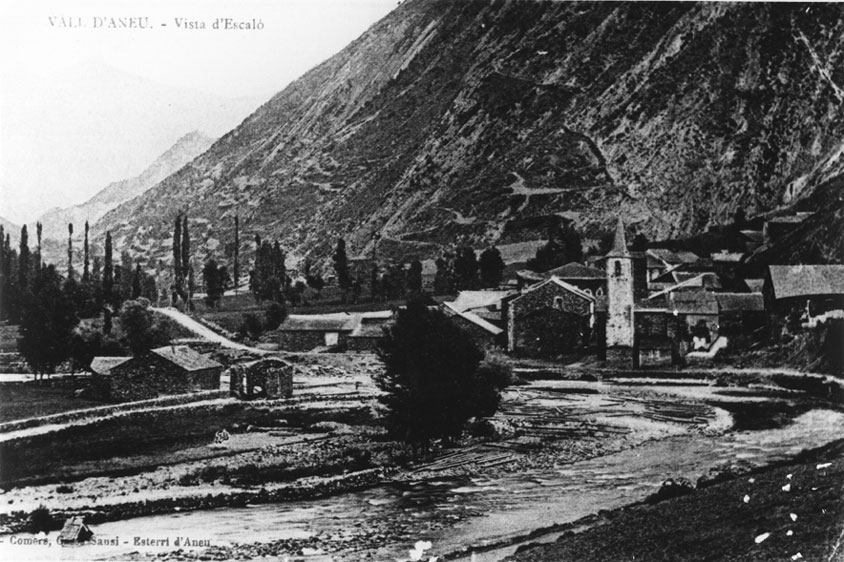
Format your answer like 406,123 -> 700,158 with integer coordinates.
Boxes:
446,290 -> 516,325
276,314 -> 359,351
108,345 -> 222,401
230,358 -> 293,399
506,276 -> 595,357
715,293 -> 766,335
764,265 -> 844,317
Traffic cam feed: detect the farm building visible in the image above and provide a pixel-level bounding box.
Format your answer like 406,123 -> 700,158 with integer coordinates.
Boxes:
715,293 -> 766,335
230,358 -> 293,399
89,356 -> 130,376
108,345 -> 222,401
276,314 -> 360,351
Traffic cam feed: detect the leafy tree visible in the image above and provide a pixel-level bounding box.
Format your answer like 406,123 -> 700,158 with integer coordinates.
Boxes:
203,258 -> 229,308
239,312 -> 264,340
333,238 -> 351,297
433,255 -> 453,295
35,222 -> 42,273
453,245 -> 479,290
233,214 -> 240,292
119,298 -> 171,355
264,301 -> 288,330
18,265 -> 79,378
173,214 -> 184,300
69,325 -> 127,373
479,247 -> 505,288
375,298 -> 489,454
406,259 -> 423,295
526,222 -> 583,272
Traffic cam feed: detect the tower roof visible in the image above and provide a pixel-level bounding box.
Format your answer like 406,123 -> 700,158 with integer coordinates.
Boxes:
606,217 -> 630,258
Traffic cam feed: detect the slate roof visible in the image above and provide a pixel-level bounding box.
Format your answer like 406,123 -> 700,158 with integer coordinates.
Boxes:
669,291 -> 719,315
544,262 -> 606,279
648,248 -> 700,265
58,516 -> 92,544
767,265 -> 844,300
448,290 -> 516,313
745,278 -> 765,293
715,293 -> 765,312
278,314 -> 361,332
443,302 -> 503,335
90,356 -> 131,376
606,217 -> 630,258
740,230 -> 764,245
150,346 -> 222,372
512,276 -> 595,304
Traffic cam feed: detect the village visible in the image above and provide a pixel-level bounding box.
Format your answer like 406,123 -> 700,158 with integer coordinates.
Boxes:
0,204 -> 842,561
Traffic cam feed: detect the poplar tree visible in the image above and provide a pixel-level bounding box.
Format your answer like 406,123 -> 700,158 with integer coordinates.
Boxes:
333,238 -> 351,296
82,221 -> 90,284
103,231 -> 114,306
67,223 -> 74,279
35,222 -> 42,272
173,214 -> 183,298
18,225 -> 30,292
233,214 -> 240,293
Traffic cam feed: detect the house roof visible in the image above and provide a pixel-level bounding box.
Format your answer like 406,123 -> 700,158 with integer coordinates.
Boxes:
58,517 -> 92,543
448,290 -> 516,313
544,262 -> 606,279
150,346 -> 222,371
647,248 -> 700,265
767,212 -> 813,225
279,314 -> 361,332
443,302 -> 503,335
512,275 -> 596,305
669,291 -> 719,315
745,278 -> 765,293
740,230 -> 764,245
767,265 -> 844,300
715,293 -> 765,312
711,251 -> 745,263
90,356 -> 131,375
647,273 -> 709,300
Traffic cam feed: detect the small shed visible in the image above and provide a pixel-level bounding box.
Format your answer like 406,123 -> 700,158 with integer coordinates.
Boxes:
230,358 -> 293,399
276,314 -> 359,351
90,356 -> 130,376
57,516 -> 93,544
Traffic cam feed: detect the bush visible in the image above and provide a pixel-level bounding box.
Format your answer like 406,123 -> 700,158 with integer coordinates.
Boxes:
119,298 -> 171,354
264,302 -> 288,331
473,352 -> 515,417
238,313 -> 264,340
56,484 -> 75,494
27,505 -> 55,533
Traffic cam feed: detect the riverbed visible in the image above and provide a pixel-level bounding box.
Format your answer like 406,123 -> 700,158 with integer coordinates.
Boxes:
1,380 -> 841,561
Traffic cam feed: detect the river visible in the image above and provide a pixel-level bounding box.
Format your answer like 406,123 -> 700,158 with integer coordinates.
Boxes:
2,383 -> 842,561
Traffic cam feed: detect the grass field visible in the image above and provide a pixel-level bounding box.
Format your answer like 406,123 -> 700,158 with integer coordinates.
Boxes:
0,380 -> 105,423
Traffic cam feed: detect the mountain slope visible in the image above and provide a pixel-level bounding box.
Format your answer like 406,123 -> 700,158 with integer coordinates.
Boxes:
36,131 -> 215,241
94,1 -> 844,265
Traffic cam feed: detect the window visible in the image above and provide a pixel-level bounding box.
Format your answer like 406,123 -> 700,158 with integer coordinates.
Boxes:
596,287 -> 604,296
583,288 -> 593,296
614,261 -> 622,276
553,296 -> 564,309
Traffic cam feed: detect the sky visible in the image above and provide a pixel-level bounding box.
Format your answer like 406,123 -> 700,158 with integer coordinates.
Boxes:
0,0 -> 398,225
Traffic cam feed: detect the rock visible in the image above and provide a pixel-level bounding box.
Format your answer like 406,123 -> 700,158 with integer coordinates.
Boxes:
646,477 -> 695,504
697,460 -> 756,488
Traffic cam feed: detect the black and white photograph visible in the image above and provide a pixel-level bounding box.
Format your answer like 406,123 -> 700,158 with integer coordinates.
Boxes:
1,1 -> 843,560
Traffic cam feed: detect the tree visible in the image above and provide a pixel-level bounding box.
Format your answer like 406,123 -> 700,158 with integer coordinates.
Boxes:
453,245 -> 478,290
131,264 -> 142,299
18,225 -> 30,293
173,214 -> 183,299
67,223 -> 74,279
406,259 -> 423,295
264,301 -> 287,330
35,222 -> 42,273
203,258 -> 226,308
526,221 -> 583,272
182,215 -> 191,294
82,221 -> 91,284
333,238 -> 351,298
18,265 -> 79,378
433,255 -> 453,295
479,247 -> 505,288
103,232 -> 114,308
119,298 -> 171,355
375,298 -> 488,454
233,214 -> 240,293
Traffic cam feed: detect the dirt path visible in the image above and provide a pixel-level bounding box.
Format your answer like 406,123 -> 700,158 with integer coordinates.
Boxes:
153,307 -> 270,355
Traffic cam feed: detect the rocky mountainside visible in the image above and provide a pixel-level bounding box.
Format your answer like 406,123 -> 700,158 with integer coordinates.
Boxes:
37,131 -> 215,242
94,1 -> 844,267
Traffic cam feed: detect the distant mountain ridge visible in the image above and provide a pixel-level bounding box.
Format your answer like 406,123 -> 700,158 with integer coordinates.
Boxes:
93,1 -> 844,266
35,131 -> 215,241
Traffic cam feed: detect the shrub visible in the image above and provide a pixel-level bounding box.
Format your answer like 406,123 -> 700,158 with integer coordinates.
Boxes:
238,313 -> 264,340
27,505 -> 55,533
264,301 -> 288,331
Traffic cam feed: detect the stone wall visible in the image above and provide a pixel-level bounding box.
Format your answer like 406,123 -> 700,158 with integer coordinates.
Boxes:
509,281 -> 591,356
606,256 -> 634,348
230,359 -> 293,399
278,331 -> 337,352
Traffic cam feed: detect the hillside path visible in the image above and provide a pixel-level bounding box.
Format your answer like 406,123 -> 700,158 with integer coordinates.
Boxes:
153,307 -> 271,355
